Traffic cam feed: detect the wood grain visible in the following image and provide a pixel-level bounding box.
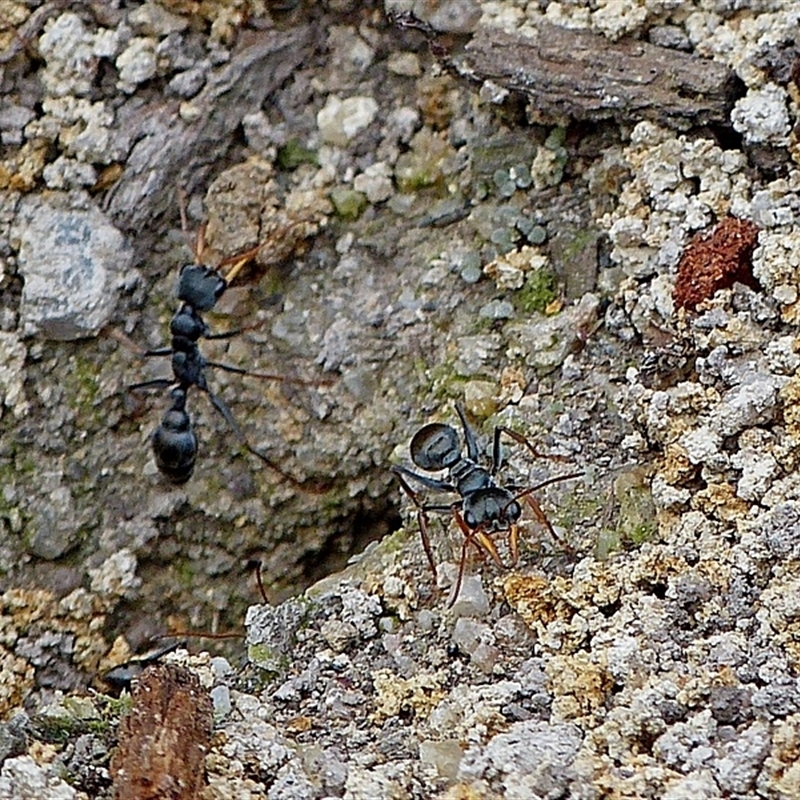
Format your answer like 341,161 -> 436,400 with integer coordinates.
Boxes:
111,663 -> 213,800
451,24 -> 742,129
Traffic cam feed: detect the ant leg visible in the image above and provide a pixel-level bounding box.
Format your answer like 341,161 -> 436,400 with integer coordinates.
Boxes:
204,329 -> 244,341
491,426 -> 507,474
392,469 -> 439,582
508,523 -> 519,566
104,327 -> 173,361
219,252 -> 255,284
448,509 -> 506,607
253,560 -> 270,604
492,425 -> 543,475
195,221 -> 208,264
455,403 -> 480,461
177,187 -> 206,262
447,531 -> 471,608
178,187 -> 190,241
392,464 -> 455,494
513,472 -> 583,554
494,426 -> 572,473
453,507 -> 505,569
201,386 -> 301,486
129,378 -> 174,392
205,360 -> 328,386
521,494 -> 573,553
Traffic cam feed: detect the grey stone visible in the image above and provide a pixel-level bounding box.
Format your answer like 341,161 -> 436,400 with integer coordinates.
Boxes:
0,754 -> 76,799
478,298 -> 514,320
116,37 -> 158,92
708,373 -> 786,438
449,574 -> 490,618
710,686 -> 751,726
211,684 -> 232,720
458,720 -> 583,794
246,598 -> 310,673
168,63 -> 210,99
0,716 -> 28,764
713,722 -> 770,794
414,0 -> 481,34
506,293 -> 600,374
38,12 -> 98,98
27,483 -> 78,560
14,197 -> 132,340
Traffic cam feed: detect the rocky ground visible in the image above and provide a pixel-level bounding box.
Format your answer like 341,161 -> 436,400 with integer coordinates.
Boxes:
2,0 -> 800,797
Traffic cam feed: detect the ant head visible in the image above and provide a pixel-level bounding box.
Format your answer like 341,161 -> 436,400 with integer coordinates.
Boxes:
463,487 -> 520,529
177,264 -> 226,311
410,423 -> 461,471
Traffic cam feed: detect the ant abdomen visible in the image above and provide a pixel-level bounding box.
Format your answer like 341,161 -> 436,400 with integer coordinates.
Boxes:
410,423 -> 460,471
152,389 -> 197,483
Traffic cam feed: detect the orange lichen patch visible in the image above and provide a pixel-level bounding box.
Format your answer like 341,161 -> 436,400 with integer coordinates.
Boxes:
0,588 -> 113,679
660,443 -> 696,485
695,559 -> 732,593
417,74 -> 459,130
551,563 -> 623,610
787,642 -> 800,675
630,547 -> 685,587
691,481 -> 750,521
546,651 -> 614,719
97,636 -> 134,678
780,375 -> 800,440
0,645 -> 35,718
0,142 -> 48,192
766,714 -> 800,797
111,663 -> 213,800
673,217 -> 760,310
370,669 -> 446,724
503,573 -> 575,632
441,786 -> 487,800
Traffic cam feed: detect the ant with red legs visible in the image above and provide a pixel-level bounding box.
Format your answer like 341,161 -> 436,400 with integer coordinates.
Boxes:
393,404 -> 582,605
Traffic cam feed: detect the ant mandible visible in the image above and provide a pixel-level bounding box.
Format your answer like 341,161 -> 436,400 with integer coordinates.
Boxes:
130,215 -> 311,484
392,404 -> 581,605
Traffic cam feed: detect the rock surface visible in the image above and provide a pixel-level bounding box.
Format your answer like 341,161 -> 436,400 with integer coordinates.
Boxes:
1,1 -> 800,798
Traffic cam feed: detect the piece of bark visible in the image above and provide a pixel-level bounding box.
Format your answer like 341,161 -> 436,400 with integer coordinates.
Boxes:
110,662 -> 213,800
104,24 -> 315,235
450,24 -> 742,129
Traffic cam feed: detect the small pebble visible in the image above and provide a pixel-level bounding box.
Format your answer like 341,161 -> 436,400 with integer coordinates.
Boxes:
479,299 -> 515,320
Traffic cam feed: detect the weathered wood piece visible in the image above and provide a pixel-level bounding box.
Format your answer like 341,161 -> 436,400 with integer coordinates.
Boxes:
451,24 -> 742,129
110,663 -> 213,800
105,24 -> 315,234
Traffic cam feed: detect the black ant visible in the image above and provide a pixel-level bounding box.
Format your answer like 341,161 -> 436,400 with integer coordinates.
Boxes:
102,640 -> 184,693
392,404 -> 581,605
129,221 -> 314,485
101,561 -> 271,692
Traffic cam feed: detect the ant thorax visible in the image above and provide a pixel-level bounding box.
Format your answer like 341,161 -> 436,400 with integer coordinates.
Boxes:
449,458 -> 493,496
170,305 -> 207,342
